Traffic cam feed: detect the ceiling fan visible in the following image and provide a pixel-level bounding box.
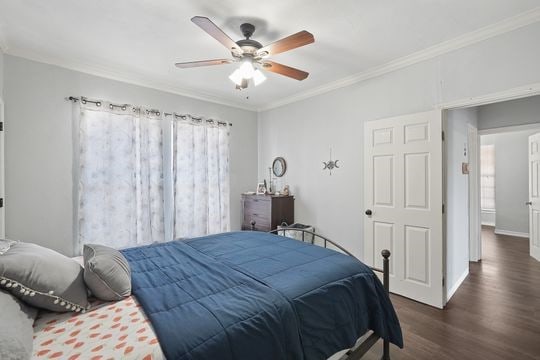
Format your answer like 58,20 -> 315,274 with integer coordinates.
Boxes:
175,16 -> 314,90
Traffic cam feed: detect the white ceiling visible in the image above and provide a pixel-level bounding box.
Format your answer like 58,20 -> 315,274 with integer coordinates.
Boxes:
0,0 -> 539,110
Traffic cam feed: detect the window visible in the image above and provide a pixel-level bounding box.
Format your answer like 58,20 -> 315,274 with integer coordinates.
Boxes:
75,101 -> 230,252
480,144 -> 495,211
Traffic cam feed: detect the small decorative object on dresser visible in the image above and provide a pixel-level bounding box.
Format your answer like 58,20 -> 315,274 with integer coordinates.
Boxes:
242,194 -> 294,231
256,182 -> 267,195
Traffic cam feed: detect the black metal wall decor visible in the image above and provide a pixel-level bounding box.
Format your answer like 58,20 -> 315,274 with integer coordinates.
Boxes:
322,148 -> 340,175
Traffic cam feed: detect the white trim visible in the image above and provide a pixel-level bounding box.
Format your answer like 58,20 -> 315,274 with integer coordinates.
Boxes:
468,125 -> 481,262
494,229 -> 529,238
447,268 -> 469,301
439,83 -> 540,110
260,7 -> 540,111
442,111 -> 449,306
479,122 -> 540,135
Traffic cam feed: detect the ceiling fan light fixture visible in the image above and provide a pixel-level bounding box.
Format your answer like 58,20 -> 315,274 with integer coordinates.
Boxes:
228,69 -> 243,86
238,60 -> 255,79
253,69 -> 266,86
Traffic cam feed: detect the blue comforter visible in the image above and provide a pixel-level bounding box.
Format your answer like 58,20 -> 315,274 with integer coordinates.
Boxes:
122,232 -> 403,360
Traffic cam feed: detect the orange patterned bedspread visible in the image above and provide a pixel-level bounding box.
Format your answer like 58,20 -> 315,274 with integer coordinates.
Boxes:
32,296 -> 165,360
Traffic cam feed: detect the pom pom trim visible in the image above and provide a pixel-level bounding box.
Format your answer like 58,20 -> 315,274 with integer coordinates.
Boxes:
0,275 -> 90,313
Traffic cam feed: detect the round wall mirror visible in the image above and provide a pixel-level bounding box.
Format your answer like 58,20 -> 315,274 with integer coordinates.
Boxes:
272,157 -> 287,177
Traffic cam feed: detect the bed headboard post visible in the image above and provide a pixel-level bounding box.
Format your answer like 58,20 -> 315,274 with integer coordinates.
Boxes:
381,250 -> 390,294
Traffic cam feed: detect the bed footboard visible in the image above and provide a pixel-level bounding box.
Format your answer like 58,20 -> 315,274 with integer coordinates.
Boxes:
268,228 -> 392,360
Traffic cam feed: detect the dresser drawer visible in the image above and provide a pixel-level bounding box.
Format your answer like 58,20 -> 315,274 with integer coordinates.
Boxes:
241,221 -> 271,232
243,199 -> 270,216
243,212 -> 270,228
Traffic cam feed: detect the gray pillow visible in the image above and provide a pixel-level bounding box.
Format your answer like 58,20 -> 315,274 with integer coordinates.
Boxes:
83,244 -> 131,301
0,239 -> 89,312
0,289 -> 38,360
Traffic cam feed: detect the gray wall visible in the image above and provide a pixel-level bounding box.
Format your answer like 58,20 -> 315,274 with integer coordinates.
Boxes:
445,108 -> 477,298
258,23 -> 540,260
481,128 -> 540,235
478,95 -> 540,130
4,55 -> 258,256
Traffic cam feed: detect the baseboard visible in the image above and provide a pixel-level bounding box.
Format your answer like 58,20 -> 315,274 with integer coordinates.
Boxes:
494,228 -> 529,238
447,268 -> 469,302
481,222 -> 496,227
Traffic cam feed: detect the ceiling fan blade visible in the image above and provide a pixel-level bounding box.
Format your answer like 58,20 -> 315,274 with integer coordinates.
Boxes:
261,61 -> 309,80
256,30 -> 314,57
175,59 -> 233,68
191,16 -> 241,53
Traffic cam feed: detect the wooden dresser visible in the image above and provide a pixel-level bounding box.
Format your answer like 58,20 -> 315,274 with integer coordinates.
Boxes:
241,194 -> 294,231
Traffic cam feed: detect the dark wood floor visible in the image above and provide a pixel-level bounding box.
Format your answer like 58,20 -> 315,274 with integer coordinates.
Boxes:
365,226 -> 540,360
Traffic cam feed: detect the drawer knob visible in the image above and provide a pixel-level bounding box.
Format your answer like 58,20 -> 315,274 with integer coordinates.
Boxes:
250,220 -> 256,230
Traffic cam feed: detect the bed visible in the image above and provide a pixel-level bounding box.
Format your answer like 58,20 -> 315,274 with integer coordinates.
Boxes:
32,230 -> 402,360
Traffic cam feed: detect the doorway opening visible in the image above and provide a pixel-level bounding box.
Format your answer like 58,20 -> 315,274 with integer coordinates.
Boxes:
445,94 -> 540,304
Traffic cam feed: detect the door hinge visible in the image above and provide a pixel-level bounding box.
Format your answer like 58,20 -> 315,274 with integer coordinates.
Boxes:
442,276 -> 445,287
0,198 -> 3,208
442,204 -> 445,213
441,131 -> 445,141
0,122 -> 3,131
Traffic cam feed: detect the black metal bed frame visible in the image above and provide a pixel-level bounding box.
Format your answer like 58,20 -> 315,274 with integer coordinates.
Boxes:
268,227 -> 391,360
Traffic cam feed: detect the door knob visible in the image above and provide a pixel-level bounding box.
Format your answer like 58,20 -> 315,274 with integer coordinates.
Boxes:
526,201 -> 533,206
365,209 -> 372,216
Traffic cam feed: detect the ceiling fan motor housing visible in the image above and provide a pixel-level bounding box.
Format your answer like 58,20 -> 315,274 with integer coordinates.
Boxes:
240,23 -> 255,38
235,39 -> 262,54
235,23 -> 262,55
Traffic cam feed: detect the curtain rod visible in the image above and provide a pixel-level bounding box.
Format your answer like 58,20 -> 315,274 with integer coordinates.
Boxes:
67,96 -> 232,126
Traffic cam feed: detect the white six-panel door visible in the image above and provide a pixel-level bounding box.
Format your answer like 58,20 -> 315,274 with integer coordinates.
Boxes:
364,110 -> 444,308
529,133 -> 540,261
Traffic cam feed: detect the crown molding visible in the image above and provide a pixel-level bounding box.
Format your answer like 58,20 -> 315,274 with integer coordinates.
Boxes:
258,7 -> 540,112
4,47 -> 258,112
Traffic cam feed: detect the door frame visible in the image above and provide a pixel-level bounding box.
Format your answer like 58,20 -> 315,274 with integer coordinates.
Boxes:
473,123 -> 540,255
438,82 -> 540,306
468,125 -> 481,262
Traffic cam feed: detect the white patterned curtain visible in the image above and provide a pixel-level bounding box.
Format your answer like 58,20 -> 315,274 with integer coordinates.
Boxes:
77,102 -> 164,251
173,116 -> 230,238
